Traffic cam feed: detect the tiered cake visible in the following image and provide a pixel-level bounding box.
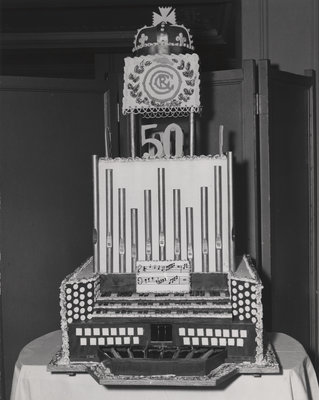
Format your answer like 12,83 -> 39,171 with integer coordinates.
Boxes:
49,7 -> 279,386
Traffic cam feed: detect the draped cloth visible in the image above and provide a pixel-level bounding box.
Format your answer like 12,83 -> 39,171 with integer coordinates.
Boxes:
10,331 -> 319,400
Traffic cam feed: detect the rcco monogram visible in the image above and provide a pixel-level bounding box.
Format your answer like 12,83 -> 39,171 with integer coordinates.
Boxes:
150,70 -> 174,94
143,64 -> 182,101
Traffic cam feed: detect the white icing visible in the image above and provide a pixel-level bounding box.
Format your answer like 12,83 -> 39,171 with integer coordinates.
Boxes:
123,54 -> 200,115
93,312 -> 232,319
59,257 -> 101,365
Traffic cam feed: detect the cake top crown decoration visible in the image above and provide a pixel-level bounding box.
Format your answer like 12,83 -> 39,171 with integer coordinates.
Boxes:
152,7 -> 176,25
133,6 -> 194,56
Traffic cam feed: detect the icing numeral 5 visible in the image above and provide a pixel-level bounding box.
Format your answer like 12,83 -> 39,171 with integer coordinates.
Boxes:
141,124 -> 163,157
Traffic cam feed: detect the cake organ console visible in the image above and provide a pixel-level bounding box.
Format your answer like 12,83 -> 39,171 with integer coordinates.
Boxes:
49,6 -> 280,386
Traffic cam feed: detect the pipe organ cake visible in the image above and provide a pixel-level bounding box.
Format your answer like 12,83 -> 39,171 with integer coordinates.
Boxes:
50,7 -> 279,386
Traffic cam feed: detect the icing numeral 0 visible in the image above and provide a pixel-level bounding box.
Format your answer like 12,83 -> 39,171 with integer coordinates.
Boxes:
162,123 -> 183,157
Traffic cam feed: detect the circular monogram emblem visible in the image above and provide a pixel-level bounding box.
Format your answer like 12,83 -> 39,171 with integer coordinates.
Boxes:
143,64 -> 182,102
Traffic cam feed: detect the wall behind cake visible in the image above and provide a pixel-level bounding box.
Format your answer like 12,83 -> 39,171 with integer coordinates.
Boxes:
0,77 -> 106,398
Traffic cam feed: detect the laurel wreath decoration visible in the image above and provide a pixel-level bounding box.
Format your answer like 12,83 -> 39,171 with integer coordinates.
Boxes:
127,57 -> 196,107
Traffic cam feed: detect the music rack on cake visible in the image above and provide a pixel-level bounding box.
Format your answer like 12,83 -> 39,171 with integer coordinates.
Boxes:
48,6 -> 280,386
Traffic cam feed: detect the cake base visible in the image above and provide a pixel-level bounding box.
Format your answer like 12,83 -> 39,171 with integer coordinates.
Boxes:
48,340 -> 280,387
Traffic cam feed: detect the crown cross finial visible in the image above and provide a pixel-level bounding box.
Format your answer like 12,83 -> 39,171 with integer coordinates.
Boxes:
138,33 -> 149,46
176,33 -> 187,46
152,7 -> 176,26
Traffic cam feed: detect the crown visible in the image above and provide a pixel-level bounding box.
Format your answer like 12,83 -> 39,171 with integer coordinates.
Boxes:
133,7 -> 194,55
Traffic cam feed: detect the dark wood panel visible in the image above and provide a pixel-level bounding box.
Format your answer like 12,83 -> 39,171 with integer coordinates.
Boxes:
0,274 -> 4,400
1,1 -> 235,39
270,72 -> 313,351
0,76 -> 107,398
0,1 -> 241,77
1,0 -> 232,8
258,60 -> 316,366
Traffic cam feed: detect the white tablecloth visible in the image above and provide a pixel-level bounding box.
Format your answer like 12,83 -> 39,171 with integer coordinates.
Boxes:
10,331 -> 319,400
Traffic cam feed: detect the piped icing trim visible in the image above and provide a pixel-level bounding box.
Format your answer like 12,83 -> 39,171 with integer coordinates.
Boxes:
229,254 -> 262,284
133,30 -> 194,53
93,312 -> 232,319
65,256 -> 96,282
59,276 -> 70,365
99,154 -> 228,163
59,257 -> 100,364
254,281 -> 264,364
123,105 -> 201,117
94,303 -> 231,310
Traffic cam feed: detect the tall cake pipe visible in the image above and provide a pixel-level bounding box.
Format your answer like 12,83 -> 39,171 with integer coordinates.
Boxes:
118,188 -> 126,273
189,111 -> 195,156
173,189 -> 181,260
105,169 -> 113,273
219,124 -> 224,157
92,155 -> 99,272
131,208 -> 138,271
201,186 -> 209,272
186,207 -> 194,271
227,152 -> 235,271
214,165 -> 223,272
104,91 -> 111,158
144,190 -> 152,261
158,168 -> 166,260
130,112 -> 136,158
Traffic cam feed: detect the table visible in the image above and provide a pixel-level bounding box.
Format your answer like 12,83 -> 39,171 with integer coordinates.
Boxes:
10,331 -> 319,400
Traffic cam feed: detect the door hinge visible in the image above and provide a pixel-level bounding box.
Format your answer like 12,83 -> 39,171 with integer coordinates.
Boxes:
255,93 -> 261,115
117,103 -> 120,123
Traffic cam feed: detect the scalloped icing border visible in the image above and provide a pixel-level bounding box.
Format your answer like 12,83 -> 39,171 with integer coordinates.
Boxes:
59,276 -> 70,365
123,105 -> 201,117
254,282 -> 264,364
99,153 -> 227,163
59,257 -> 100,365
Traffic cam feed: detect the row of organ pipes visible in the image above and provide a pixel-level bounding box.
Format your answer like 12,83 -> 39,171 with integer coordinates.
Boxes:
93,162 -> 234,274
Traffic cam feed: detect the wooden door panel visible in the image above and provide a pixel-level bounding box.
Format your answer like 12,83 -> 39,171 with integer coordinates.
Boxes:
270,77 -> 311,342
0,76 -> 107,398
258,60 -> 316,364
